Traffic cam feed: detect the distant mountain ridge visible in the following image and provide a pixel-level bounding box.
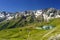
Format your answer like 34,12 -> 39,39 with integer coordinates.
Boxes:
0,8 -> 60,22
0,8 -> 60,40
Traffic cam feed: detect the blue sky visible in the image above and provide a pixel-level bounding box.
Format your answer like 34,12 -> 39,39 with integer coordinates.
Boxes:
0,0 -> 60,12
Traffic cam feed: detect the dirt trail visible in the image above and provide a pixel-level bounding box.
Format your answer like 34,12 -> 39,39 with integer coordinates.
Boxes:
41,27 -> 57,40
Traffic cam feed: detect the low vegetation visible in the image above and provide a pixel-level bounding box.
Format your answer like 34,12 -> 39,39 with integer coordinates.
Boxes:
0,15 -> 60,40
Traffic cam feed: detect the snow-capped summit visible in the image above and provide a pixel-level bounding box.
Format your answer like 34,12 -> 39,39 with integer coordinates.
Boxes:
0,13 -> 5,18
0,8 -> 60,22
35,10 -> 43,17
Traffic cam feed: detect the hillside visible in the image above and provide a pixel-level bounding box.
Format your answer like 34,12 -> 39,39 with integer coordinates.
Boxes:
0,17 -> 60,40
0,8 -> 60,40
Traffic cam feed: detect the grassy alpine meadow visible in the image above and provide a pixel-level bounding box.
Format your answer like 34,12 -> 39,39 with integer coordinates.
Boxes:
0,18 -> 60,40
0,0 -> 60,40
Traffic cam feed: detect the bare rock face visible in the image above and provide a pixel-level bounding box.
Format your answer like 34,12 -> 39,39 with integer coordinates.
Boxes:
49,34 -> 60,40
0,8 -> 60,22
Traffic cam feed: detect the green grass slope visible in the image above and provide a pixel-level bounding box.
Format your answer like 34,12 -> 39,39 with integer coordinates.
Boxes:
0,17 -> 60,40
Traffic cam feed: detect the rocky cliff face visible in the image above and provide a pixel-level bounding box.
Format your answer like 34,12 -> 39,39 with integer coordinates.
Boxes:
34,8 -> 60,21
43,8 -> 60,21
0,8 -> 60,22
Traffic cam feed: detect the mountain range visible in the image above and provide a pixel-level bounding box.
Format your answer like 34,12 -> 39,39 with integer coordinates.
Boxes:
0,8 -> 60,40
0,8 -> 60,22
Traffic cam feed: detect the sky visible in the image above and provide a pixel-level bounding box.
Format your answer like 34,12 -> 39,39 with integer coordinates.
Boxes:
0,0 -> 60,12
